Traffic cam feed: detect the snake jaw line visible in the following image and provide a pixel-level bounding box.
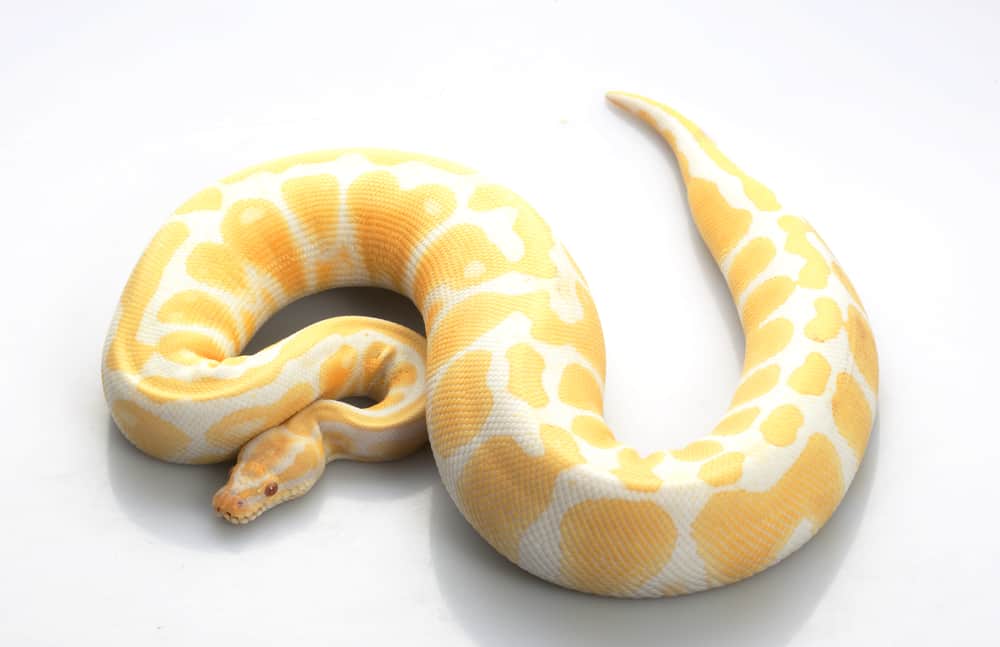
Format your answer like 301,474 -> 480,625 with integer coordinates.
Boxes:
213,480 -> 316,524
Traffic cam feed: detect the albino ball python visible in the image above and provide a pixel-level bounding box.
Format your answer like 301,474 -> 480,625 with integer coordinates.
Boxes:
102,92 -> 877,597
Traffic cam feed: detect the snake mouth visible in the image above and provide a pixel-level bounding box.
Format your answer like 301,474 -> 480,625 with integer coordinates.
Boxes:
213,482 -> 313,524
215,504 -> 267,525
212,489 -> 270,525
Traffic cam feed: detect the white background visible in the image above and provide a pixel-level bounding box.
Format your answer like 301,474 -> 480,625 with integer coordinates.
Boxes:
1,1 -> 997,645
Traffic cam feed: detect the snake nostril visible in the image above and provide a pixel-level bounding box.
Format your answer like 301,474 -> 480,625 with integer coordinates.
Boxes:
236,500 -> 244,507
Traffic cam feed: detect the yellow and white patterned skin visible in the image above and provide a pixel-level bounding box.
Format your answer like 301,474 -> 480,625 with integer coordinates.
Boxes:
102,92 -> 877,597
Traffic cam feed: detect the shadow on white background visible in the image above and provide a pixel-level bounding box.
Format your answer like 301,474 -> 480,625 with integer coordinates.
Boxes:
105,284 -> 879,646
106,287 -> 434,550
429,426 -> 878,646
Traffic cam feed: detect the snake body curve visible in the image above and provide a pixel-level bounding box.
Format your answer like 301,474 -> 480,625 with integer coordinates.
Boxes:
102,93 -> 877,597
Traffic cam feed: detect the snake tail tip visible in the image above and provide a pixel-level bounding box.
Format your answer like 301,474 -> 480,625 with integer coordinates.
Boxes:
604,91 -> 648,113
604,90 -> 629,103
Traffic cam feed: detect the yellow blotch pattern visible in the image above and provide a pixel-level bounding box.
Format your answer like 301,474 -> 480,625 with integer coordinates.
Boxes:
206,382 -> 316,450
506,343 -> 548,408
671,439 -> 723,461
467,183 -> 529,211
413,220 -> 556,305
833,262 -> 865,311
571,416 -> 618,449
135,317 -> 381,403
458,424 -> 584,562
157,331 -> 226,365
186,242 -> 248,295
698,452 -> 745,486
411,183 -> 558,305
846,306 -> 878,393
731,365 -> 781,406
428,350 -> 494,458
239,424 -> 323,485
712,407 -> 760,436
281,174 -> 341,287
290,438 -> 328,478
760,405 -> 804,446
221,198 -> 306,295
805,297 -> 843,342
612,448 -> 665,492
727,238 -> 776,298
685,177 -> 753,263
111,400 -> 191,460
468,185 -> 560,262
692,433 -> 843,584
627,102 -> 756,264
832,373 -> 872,459
559,499 -> 677,597
741,277 -> 795,331
788,352 -> 832,395
347,171 -> 457,290
779,216 -> 830,289
558,363 -> 603,414
428,288 -> 605,380
105,222 -> 189,373
685,133 -> 780,211
276,436 -> 325,482
527,283 -> 606,377
638,96 -> 781,211
157,290 -> 242,348
743,318 -> 794,370
319,345 -> 359,399
174,187 -> 222,214
323,429 -> 357,457
388,361 -> 418,388
361,341 -> 396,394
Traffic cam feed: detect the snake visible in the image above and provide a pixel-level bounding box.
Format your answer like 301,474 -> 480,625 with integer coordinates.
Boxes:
102,92 -> 878,598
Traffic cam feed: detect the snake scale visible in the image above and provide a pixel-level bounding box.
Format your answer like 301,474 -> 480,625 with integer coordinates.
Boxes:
102,92 -> 878,598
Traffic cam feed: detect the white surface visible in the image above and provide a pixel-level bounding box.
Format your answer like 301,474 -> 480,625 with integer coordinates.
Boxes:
1,1 -> 997,644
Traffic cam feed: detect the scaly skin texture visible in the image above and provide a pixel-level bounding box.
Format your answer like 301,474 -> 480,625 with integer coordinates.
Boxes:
209,318 -> 427,522
102,93 -> 877,597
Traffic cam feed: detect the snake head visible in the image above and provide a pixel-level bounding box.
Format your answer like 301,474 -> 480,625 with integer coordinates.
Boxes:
212,424 -> 326,524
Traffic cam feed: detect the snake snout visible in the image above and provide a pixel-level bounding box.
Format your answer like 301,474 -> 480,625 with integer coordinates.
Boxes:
212,490 -> 257,524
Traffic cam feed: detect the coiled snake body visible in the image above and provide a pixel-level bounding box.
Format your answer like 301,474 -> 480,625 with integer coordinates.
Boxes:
103,93 -> 877,597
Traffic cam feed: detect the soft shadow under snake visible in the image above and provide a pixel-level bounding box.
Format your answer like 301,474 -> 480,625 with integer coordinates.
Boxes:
105,287 -> 434,550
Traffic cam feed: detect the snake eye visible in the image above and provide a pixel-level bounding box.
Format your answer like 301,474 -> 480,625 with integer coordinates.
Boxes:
264,482 -> 278,497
